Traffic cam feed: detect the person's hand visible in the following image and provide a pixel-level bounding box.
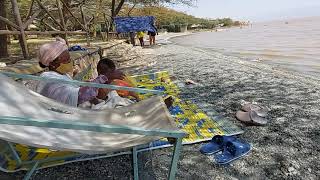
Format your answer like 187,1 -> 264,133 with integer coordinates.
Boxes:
89,97 -> 100,105
73,66 -> 80,77
129,92 -> 140,101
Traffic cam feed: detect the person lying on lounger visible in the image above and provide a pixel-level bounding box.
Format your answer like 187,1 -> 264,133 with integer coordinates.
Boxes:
36,38 -> 172,109
37,37 -> 111,107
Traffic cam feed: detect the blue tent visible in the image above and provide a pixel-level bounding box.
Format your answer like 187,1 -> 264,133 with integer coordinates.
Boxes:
114,16 -> 156,33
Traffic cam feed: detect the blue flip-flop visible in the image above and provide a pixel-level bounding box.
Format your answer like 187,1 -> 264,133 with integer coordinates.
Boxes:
200,135 -> 236,155
214,139 -> 251,165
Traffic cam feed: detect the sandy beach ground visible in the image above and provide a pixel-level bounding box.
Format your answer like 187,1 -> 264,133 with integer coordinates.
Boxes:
1,33 -> 320,179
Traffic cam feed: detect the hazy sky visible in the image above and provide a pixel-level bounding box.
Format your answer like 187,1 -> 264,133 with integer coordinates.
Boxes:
171,0 -> 320,22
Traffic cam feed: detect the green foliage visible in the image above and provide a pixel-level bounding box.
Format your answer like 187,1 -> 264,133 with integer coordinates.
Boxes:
122,6 -> 238,31
4,0 -> 237,33
218,18 -> 233,27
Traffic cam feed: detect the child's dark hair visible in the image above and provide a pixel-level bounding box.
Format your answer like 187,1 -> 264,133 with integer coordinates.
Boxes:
39,62 -> 47,68
97,58 -> 116,71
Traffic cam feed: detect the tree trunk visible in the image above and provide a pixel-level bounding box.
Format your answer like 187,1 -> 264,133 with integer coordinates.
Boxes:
109,0 -> 115,31
103,13 -> 110,41
93,0 -> 102,38
57,0 -> 68,45
111,0 -> 115,17
11,0 -> 29,58
114,0 -> 125,16
127,3 -> 137,16
80,5 -> 90,46
109,0 -> 125,31
62,0 -> 71,28
0,0 -> 8,58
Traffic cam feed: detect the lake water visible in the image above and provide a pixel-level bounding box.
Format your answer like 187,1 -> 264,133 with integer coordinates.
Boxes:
172,17 -> 320,76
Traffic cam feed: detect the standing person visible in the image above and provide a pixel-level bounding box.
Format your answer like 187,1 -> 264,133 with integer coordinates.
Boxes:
136,31 -> 145,47
148,23 -> 158,45
147,30 -> 156,45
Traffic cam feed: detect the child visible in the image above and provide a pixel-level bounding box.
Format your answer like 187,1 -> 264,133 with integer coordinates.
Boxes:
136,31 -> 145,47
97,58 -> 174,107
97,58 -> 140,101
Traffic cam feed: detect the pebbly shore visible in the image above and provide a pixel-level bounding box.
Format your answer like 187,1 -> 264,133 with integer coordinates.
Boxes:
1,33 -> 319,179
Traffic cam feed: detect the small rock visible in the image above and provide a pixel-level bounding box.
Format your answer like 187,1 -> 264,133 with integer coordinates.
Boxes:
288,166 -> 298,175
170,76 -> 177,81
276,117 -> 286,123
185,79 -> 197,85
0,62 -> 6,68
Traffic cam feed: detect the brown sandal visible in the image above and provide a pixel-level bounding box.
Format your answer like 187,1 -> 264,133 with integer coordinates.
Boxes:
241,103 -> 268,117
236,110 -> 268,126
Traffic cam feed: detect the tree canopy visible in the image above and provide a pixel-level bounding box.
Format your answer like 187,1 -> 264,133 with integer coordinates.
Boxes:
4,0 -> 237,32
121,6 -> 238,31
0,0 -> 243,58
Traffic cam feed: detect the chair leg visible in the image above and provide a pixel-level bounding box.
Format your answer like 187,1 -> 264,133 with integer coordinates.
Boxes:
7,142 -> 22,165
23,162 -> 39,180
132,146 -> 139,180
168,137 -> 183,180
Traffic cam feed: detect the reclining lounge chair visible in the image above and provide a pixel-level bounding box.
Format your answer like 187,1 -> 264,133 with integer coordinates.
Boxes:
0,72 -> 186,180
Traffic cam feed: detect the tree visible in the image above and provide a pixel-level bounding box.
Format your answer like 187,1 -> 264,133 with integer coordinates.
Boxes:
111,0 -> 125,18
0,0 -> 8,58
109,0 -> 195,30
218,18 -> 233,27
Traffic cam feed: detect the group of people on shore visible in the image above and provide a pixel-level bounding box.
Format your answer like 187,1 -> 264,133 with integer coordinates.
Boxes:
136,30 -> 157,47
136,22 -> 158,47
36,37 -> 172,110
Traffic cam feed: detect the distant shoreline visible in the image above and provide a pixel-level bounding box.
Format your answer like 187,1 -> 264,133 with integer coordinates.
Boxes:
252,15 -> 320,24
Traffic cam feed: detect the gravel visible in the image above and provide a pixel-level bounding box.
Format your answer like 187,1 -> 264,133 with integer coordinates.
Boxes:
1,37 -> 320,179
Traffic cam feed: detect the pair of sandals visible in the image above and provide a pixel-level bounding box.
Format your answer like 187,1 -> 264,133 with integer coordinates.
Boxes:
236,103 -> 269,126
200,135 -> 251,165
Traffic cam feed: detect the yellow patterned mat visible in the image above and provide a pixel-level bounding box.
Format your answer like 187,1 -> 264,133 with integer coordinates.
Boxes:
133,71 -> 243,147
